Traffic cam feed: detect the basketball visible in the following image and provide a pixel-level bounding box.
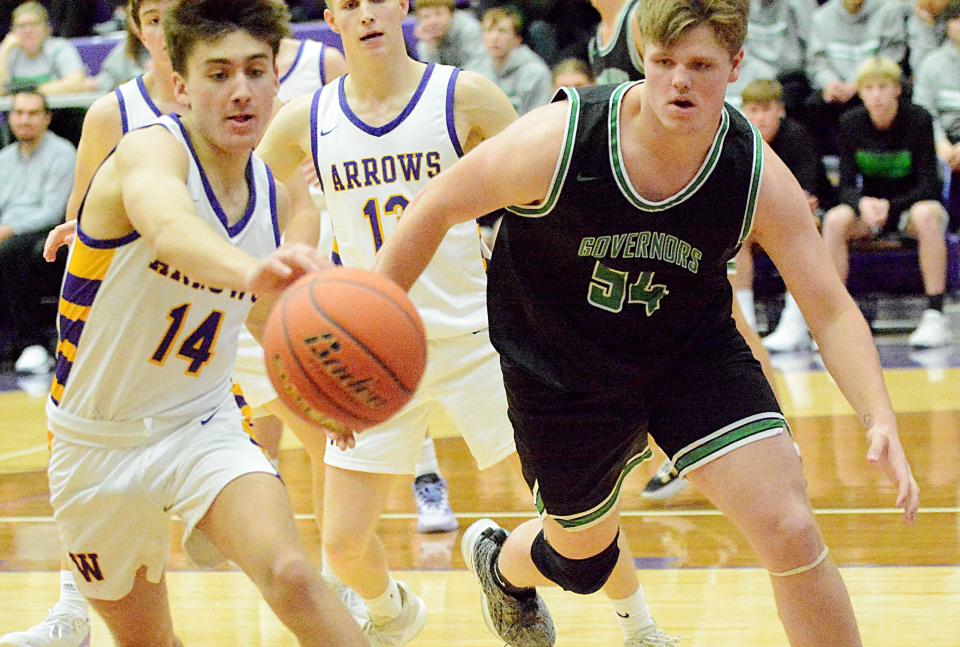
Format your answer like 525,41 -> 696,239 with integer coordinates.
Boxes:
262,267 -> 427,431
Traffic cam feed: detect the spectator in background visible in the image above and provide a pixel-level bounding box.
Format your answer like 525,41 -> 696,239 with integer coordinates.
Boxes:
909,0 -> 950,75
731,79 -> 838,350
739,0 -> 814,117
0,1 -> 87,95
414,0 -> 487,69
551,56 -> 593,90
587,0 -> 642,84
44,0 -> 100,38
477,6 -> 552,115
821,57 -> 951,348
0,89 -> 75,372
915,0 -> 960,231
805,0 -> 909,154
85,6 -> 148,92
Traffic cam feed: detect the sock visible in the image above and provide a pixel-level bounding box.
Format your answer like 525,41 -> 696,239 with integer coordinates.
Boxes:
610,586 -> 655,636
735,289 -> 756,331
928,293 -> 944,312
414,436 -> 441,478
320,551 -> 336,580
53,570 -> 88,617
363,577 -> 402,623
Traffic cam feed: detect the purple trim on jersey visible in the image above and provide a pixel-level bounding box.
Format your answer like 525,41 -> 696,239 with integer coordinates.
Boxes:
319,42 -> 327,86
338,63 -> 435,137
136,75 -> 162,118
310,88 -> 325,193
279,40 -> 306,85
77,225 -> 140,249
445,67 -> 463,157
170,114 -> 258,238
266,164 -> 281,247
115,86 -> 129,134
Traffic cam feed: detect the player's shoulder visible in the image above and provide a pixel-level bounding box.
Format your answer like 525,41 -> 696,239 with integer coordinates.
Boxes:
452,69 -> 505,102
114,121 -> 184,168
84,90 -> 123,129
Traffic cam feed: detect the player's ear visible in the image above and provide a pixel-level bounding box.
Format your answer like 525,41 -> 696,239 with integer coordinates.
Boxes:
323,7 -> 338,34
400,0 -> 410,16
728,48 -> 744,84
172,71 -> 189,109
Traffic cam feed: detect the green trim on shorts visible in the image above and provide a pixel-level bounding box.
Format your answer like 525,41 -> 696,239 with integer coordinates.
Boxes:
673,414 -> 786,476
535,446 -> 653,530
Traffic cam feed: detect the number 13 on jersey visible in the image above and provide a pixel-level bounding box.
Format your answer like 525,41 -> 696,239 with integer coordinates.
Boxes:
363,194 -> 409,251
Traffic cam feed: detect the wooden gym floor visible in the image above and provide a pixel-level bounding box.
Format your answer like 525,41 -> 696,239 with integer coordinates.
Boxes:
0,330 -> 958,645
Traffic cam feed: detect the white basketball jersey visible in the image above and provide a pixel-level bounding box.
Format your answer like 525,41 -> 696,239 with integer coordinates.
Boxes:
278,39 -> 328,103
47,114 -> 281,447
115,75 -> 162,134
311,63 -> 488,339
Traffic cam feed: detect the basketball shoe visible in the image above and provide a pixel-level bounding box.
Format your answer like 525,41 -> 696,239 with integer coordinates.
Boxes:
641,460 -> 688,501
412,473 -> 459,533
362,581 -> 428,646
322,574 -> 369,626
461,518 -> 555,646
0,609 -> 90,647
624,624 -> 681,646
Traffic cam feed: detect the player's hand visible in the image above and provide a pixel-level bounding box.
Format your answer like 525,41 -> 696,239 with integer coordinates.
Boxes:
44,220 -> 77,261
245,243 -> 323,294
865,423 -> 920,523
320,418 -> 359,451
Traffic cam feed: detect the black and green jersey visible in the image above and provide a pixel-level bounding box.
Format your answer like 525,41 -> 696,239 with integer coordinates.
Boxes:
587,0 -> 644,84
487,82 -> 763,391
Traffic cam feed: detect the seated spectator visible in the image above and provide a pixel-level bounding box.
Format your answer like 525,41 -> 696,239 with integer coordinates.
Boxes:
914,0 -> 960,231
45,0 -> 101,38
85,8 -> 148,92
909,0 -> 950,75
0,89 -> 76,372
0,1 -> 88,95
476,6 -> 552,115
552,56 -> 593,91
741,0 -> 814,118
587,0 -> 642,84
805,0 -> 909,155
730,79 -> 838,349
414,0 -> 487,70
820,57 -> 951,348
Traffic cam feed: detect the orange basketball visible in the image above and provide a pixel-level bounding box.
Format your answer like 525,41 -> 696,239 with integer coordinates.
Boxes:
262,267 -> 427,431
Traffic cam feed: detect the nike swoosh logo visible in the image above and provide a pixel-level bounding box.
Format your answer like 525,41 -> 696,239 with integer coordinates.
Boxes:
320,126 -> 337,136
200,408 -> 220,425
576,173 -> 602,182
616,611 -> 630,619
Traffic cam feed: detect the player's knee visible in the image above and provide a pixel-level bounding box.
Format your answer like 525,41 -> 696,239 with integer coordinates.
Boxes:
322,528 -> 367,565
530,530 -> 619,595
754,505 -> 822,570
822,205 -> 855,237
264,552 -> 317,605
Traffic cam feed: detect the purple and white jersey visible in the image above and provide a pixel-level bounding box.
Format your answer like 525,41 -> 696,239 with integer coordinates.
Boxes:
114,75 -> 162,134
278,39 -> 328,103
47,115 -> 281,448
310,63 -> 488,339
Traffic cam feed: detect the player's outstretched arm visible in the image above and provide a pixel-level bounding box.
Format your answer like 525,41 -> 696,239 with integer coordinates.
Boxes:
752,144 -> 920,523
376,100 -> 567,290
115,127 -> 322,294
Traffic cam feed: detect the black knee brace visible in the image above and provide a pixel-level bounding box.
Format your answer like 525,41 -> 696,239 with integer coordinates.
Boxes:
530,530 -> 620,595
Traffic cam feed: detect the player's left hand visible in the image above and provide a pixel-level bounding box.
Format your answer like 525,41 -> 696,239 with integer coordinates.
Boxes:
865,423 -> 920,524
321,418 -> 359,451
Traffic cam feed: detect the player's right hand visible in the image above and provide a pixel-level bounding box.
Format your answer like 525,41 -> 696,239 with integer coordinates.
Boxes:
244,243 -> 325,294
865,422 -> 920,524
44,220 -> 77,261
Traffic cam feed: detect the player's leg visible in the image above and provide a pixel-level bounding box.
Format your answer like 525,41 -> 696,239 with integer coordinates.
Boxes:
903,201 -> 951,347
87,568 -> 182,647
686,432 -> 860,647
195,472 -> 365,646
322,402 -> 431,645
0,562 -> 90,647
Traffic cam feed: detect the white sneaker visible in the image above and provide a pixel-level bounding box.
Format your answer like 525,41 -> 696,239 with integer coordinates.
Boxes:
14,345 -> 53,375
624,623 -> 680,646
908,309 -> 951,348
412,473 -> 459,533
762,319 -> 811,352
362,581 -> 428,646
641,460 -> 688,501
0,610 -> 90,647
